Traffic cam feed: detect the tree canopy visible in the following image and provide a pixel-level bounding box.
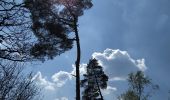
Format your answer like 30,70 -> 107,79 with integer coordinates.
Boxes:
118,71 -> 159,100
23,1 -> 93,99
81,59 -> 109,100
0,0 -> 93,61
23,0 -> 93,60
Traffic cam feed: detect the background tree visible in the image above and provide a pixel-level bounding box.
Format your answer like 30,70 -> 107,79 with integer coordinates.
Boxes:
0,0 -> 34,62
0,61 -> 40,100
81,59 -> 109,100
118,71 -> 159,100
168,90 -> 170,100
118,90 -> 139,100
24,0 -> 93,99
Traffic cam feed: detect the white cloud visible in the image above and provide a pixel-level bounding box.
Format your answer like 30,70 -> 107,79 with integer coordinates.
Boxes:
110,77 -> 126,81
52,71 -> 72,87
33,71 -> 73,90
92,48 -> 147,80
102,86 -> 117,95
32,63 -> 91,100
90,48 -> 146,99
71,64 -> 87,76
55,97 -> 69,100
33,71 -> 75,100
33,48 -> 147,100
32,71 -> 56,91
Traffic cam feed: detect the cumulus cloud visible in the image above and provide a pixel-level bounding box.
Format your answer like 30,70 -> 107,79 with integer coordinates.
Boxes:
71,64 -> 87,76
92,48 -> 147,80
32,72 -> 56,91
33,48 -> 147,99
33,71 -> 74,100
102,86 -> 117,95
52,71 -> 72,87
33,71 -> 73,89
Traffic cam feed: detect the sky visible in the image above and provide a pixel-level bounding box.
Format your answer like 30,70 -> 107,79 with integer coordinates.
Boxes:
27,0 -> 170,100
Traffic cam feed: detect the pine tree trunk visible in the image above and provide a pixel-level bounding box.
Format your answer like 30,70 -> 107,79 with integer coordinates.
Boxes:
94,73 -> 104,100
74,16 -> 81,100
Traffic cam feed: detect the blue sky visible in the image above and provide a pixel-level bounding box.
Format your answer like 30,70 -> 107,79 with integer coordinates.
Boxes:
29,0 -> 170,100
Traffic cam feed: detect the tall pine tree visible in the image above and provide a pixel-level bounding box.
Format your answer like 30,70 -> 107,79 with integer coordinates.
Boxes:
81,59 -> 109,100
1,1 -> 94,99
24,0 -> 93,99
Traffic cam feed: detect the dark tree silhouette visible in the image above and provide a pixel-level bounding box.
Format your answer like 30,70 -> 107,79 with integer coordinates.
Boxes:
81,59 -> 109,100
0,62 -> 40,100
24,0 -> 93,99
0,0 -> 33,62
118,71 -> 159,100
24,0 -> 73,60
1,0 -> 94,99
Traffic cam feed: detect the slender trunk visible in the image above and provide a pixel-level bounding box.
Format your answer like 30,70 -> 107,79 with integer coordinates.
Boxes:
74,16 -> 81,100
138,85 -> 141,100
94,73 -> 104,100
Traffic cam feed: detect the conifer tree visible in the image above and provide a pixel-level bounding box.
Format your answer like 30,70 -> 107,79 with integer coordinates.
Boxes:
1,1 -> 94,99
24,0 -> 93,99
81,59 -> 109,100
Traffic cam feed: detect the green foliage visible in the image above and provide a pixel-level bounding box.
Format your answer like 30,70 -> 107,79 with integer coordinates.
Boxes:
118,71 -> 159,100
118,90 -> 139,100
81,59 -> 109,100
128,71 -> 151,97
